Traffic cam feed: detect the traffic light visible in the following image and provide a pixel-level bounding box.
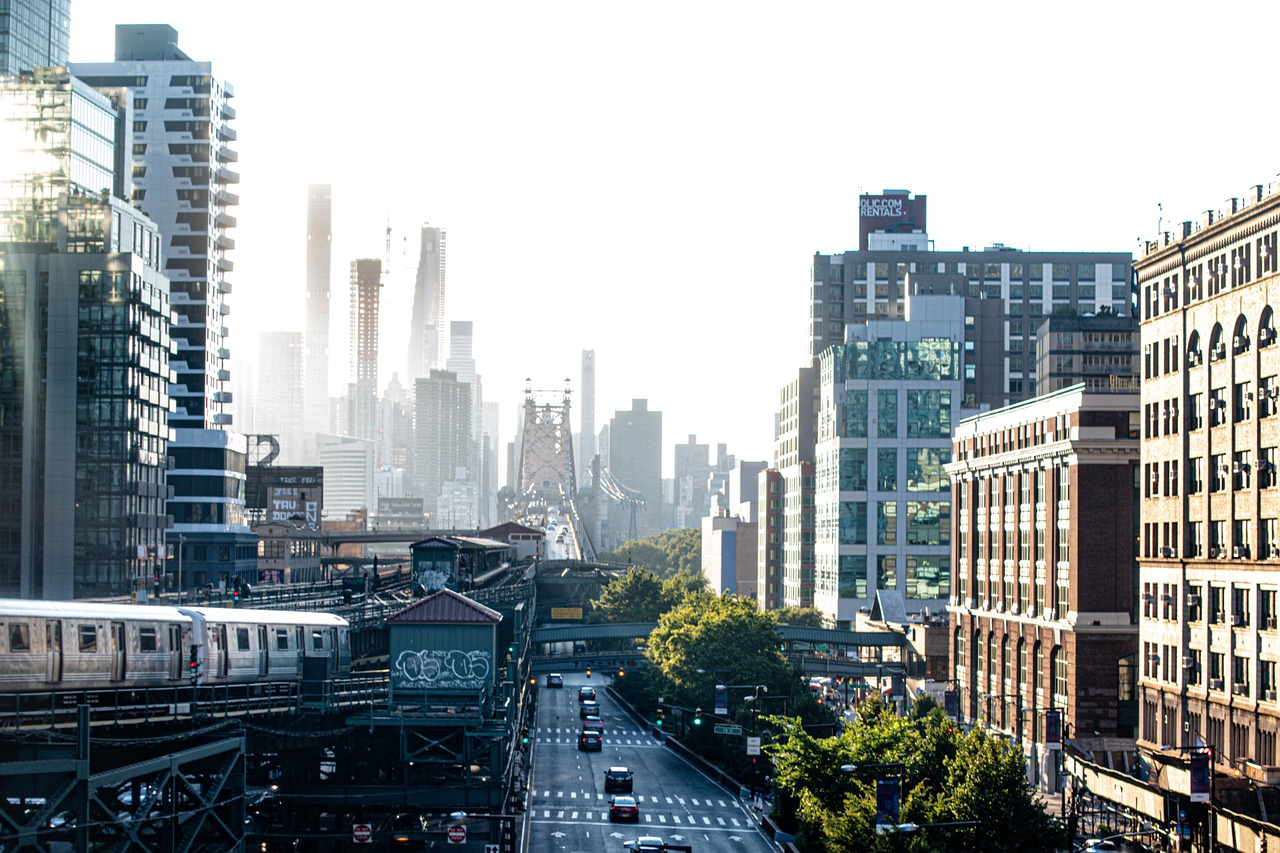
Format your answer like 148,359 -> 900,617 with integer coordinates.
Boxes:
655,708 -> 664,727
617,669 -> 625,678
521,725 -> 530,745
529,677 -> 537,686
586,667 -> 592,678
188,646 -> 200,683
693,707 -> 703,726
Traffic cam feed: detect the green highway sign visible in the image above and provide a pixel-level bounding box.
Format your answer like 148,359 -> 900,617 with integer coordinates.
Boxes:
713,724 -> 743,735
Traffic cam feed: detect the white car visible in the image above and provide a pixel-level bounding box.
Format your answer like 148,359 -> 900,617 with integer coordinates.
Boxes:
1081,840 -> 1119,853
624,837 -> 665,853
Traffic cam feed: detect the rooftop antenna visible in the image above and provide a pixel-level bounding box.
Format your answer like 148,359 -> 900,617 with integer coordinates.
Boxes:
1157,202 -> 1163,237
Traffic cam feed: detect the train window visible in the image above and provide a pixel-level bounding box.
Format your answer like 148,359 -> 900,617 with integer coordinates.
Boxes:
9,623 -> 30,652
236,628 -> 250,651
79,625 -> 97,653
276,629 -> 289,651
139,627 -> 158,652
311,630 -> 324,651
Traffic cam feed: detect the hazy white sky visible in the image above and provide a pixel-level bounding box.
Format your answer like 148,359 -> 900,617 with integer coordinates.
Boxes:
69,2 -> 1280,477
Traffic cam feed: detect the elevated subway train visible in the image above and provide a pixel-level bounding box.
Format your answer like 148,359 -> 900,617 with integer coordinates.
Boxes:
0,598 -> 350,695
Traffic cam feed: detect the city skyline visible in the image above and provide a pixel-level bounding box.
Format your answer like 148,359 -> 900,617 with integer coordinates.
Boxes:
66,2 -> 1280,473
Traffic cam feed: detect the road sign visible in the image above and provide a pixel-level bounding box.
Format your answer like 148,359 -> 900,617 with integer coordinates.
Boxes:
485,845 -> 500,853
713,724 -> 743,735
447,824 -> 467,844
746,736 -> 762,756
352,823 -> 373,844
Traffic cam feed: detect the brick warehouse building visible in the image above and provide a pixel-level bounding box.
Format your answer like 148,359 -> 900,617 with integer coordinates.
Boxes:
1136,182 -> 1280,794
946,384 -> 1139,790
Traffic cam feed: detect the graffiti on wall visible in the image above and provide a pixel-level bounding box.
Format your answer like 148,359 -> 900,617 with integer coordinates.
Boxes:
393,648 -> 492,690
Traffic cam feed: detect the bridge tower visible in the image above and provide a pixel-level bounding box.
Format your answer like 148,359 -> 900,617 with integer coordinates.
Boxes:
517,379 -> 576,509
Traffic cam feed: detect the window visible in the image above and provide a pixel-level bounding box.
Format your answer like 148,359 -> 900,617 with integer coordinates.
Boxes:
877,389 -> 899,438
1209,586 -> 1225,623
840,448 -> 868,491
276,629 -> 290,651
877,501 -> 898,545
1211,454 -> 1226,492
8,623 -> 30,652
79,625 -> 97,653
236,628 -> 251,652
1235,381 -> 1253,423
906,501 -> 950,545
1235,451 -> 1252,490
878,448 -> 898,491
139,627 -> 158,652
312,631 -> 325,651
1189,393 -> 1204,430
877,555 -> 898,589
1262,590 -> 1277,630
1189,457 -> 1204,493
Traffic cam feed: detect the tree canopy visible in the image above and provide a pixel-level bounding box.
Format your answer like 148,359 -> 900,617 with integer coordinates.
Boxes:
766,695 -> 1060,853
601,528 -> 701,578
774,605 -> 827,628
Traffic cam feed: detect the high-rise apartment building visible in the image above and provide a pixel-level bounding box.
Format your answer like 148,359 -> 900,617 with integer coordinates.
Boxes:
304,184 -> 332,451
608,399 -> 663,542
814,296 -> 967,624
414,370 -> 473,524
0,0 -> 69,75
74,25 -> 251,593
255,331 -> 305,463
947,384 -> 1139,790
74,25 -> 238,431
768,366 -> 817,609
1135,181 -> 1280,794
348,258 -> 381,442
407,224 -> 446,382
316,433 -> 374,523
673,434 -> 710,529
0,68 -> 171,599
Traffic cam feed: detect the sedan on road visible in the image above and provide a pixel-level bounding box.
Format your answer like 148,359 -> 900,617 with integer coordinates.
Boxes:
545,673 -> 564,688
581,716 -> 604,731
578,731 -> 603,751
609,795 -> 639,822
603,766 -> 633,792
580,700 -> 600,718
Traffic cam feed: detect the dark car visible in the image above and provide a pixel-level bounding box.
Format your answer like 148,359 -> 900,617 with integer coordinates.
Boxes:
580,699 -> 600,718
609,795 -> 640,822
578,686 -> 596,702
578,731 -> 603,751
387,813 -> 428,850
546,673 -> 564,688
604,766 -> 633,792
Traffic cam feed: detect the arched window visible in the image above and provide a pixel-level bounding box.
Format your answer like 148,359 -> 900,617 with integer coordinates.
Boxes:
1209,323 -> 1225,362
1261,306 -> 1276,348
1188,329 -> 1202,367
1233,315 -> 1250,355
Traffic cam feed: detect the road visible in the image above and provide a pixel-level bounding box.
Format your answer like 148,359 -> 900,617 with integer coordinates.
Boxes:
524,672 -> 774,853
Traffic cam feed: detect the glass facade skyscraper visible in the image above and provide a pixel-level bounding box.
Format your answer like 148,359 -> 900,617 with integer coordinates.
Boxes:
0,0 -> 70,76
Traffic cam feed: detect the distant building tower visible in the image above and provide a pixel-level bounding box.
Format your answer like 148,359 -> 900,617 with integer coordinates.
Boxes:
674,435 -> 711,528
0,0 -> 69,75
1033,313 -> 1140,394
414,371 -> 473,521
255,331 -> 305,464
304,184 -> 332,454
0,69 -> 170,599
408,224 -> 446,381
349,258 -> 382,442
609,399 -> 663,541
446,320 -> 483,523
580,350 -> 596,488
316,434 -> 374,523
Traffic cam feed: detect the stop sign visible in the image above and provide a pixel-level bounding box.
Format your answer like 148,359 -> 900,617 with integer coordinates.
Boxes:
447,824 -> 467,844
351,823 -> 372,844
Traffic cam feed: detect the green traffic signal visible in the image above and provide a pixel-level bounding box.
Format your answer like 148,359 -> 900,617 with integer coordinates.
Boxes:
693,707 -> 703,725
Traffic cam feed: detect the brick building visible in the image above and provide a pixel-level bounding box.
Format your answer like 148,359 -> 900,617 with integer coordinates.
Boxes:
1136,182 -> 1280,788
947,384 -> 1139,789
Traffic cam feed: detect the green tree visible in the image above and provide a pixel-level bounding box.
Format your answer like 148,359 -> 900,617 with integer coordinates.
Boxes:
646,592 -> 794,711
590,567 -> 670,624
662,570 -> 709,602
774,605 -> 826,628
766,701 -> 1058,853
603,528 -> 701,578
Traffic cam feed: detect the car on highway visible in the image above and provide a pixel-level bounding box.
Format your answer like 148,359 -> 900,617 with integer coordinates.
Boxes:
545,673 -> 564,688
582,715 -> 604,731
386,813 -> 428,850
578,731 -> 603,751
1081,840 -> 1119,853
624,836 -> 665,853
580,699 -> 600,718
603,766 -> 633,792
609,795 -> 639,822
578,686 -> 596,702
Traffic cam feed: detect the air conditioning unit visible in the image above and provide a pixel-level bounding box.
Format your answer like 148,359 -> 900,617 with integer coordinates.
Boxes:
1182,656 -> 1196,669
1161,594 -> 1173,603
1147,653 -> 1161,663
1159,547 -> 1174,558
1268,689 -> 1278,702
1234,684 -> 1251,697
1210,678 -> 1224,691
1268,616 -> 1278,630
1209,547 -> 1221,558
1142,592 -> 1154,602
1188,594 -> 1202,607
1233,613 -> 1247,627
1235,336 -> 1245,350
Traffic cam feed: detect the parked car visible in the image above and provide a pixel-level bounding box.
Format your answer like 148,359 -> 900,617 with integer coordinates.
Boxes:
578,731 -> 603,751
609,795 -> 639,822
580,700 -> 600,718
604,766 -> 633,792
546,673 -> 564,688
